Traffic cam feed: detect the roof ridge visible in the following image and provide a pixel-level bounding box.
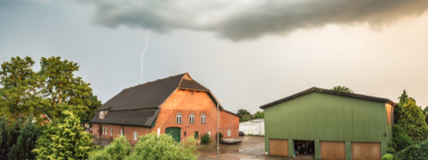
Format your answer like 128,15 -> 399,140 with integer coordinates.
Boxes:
126,72 -> 188,90
260,86 -> 395,109
313,86 -> 387,100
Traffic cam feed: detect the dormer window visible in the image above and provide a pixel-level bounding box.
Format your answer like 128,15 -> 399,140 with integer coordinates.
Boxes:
99,111 -> 104,119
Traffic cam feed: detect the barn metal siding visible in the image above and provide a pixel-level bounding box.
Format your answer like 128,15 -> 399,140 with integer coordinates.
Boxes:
264,92 -> 391,158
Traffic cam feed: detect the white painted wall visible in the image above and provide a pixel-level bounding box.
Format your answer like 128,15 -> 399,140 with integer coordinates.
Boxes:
239,119 -> 264,136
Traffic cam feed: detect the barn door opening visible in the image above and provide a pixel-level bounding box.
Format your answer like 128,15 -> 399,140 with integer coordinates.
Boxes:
352,142 -> 381,160
194,131 -> 199,139
166,127 -> 181,143
293,140 -> 315,158
269,139 -> 289,157
320,141 -> 346,160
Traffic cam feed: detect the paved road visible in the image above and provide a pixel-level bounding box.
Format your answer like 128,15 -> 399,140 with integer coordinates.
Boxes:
197,136 -> 314,160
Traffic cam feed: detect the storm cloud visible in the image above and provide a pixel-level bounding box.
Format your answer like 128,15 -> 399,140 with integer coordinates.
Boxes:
73,0 -> 427,41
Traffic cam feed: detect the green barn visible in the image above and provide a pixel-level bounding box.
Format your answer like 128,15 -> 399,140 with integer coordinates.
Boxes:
260,87 -> 396,160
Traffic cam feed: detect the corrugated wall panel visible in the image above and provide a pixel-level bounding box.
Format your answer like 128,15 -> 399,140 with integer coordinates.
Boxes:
264,92 -> 391,158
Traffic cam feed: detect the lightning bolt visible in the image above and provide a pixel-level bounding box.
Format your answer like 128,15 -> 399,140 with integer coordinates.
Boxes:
139,30 -> 150,84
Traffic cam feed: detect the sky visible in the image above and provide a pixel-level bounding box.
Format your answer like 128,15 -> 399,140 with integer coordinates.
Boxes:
0,0 -> 428,113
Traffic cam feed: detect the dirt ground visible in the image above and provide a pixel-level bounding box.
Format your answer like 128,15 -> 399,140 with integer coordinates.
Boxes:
198,136 -> 265,157
197,136 -> 314,160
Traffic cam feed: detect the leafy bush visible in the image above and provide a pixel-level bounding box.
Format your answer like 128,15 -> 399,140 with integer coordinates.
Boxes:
387,147 -> 396,154
381,153 -> 394,160
388,124 -> 413,153
0,116 -> 43,160
394,139 -> 427,160
126,133 -> 198,160
88,136 -> 132,160
218,132 -> 223,140
240,116 -> 250,122
9,116 -> 43,160
201,133 -> 211,145
32,110 -> 93,160
396,91 -> 428,141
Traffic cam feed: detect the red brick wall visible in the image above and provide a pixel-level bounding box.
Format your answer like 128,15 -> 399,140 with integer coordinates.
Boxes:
152,89 -> 239,143
92,89 -> 239,145
91,123 -> 151,145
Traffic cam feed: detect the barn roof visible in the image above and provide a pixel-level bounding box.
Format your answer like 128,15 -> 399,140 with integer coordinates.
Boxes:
90,72 -> 238,127
89,109 -> 159,127
260,87 -> 395,109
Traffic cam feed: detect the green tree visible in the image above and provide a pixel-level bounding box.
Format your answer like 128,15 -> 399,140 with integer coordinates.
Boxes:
0,116 -> 7,159
88,136 -> 131,160
388,124 -> 413,153
126,133 -> 198,160
236,109 -> 251,116
331,85 -> 353,93
218,132 -> 224,140
200,133 -> 211,145
237,109 -> 251,122
388,90 -> 427,153
39,56 -> 101,122
8,116 -> 43,160
0,116 -> 20,159
0,115 -> 43,160
420,106 -> 427,116
253,111 -> 264,119
420,106 -> 427,124
394,90 -> 409,123
240,116 -> 250,122
398,98 -> 427,141
394,139 -> 427,160
0,56 -> 48,124
32,110 -> 93,159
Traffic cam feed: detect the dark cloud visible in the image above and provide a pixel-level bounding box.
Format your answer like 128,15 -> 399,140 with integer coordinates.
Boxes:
62,0 -> 428,40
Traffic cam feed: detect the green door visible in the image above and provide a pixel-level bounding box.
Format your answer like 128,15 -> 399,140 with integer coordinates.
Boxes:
166,127 -> 181,142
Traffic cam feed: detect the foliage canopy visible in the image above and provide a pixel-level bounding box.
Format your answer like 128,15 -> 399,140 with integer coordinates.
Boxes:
88,136 -> 131,160
331,85 -> 353,93
0,56 -> 49,124
394,139 -> 427,160
0,115 -> 43,160
396,90 -> 427,141
127,133 -> 198,160
236,109 -> 251,116
253,111 -> 264,119
90,133 -> 198,160
0,56 -> 101,124
32,110 -> 93,160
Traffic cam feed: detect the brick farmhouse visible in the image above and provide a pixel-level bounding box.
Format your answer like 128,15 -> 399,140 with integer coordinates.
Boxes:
90,73 -> 239,144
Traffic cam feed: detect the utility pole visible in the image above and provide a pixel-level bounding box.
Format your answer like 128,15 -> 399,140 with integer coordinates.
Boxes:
217,99 -> 224,160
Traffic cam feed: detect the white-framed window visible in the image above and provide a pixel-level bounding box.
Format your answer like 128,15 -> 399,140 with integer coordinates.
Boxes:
102,127 -> 105,134
105,127 -> 108,135
110,128 -> 113,136
99,111 -> 103,119
134,131 -> 137,141
208,131 -> 211,138
121,129 -> 124,136
189,113 -> 195,123
201,113 -> 206,123
227,130 -> 231,136
176,113 -> 182,123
